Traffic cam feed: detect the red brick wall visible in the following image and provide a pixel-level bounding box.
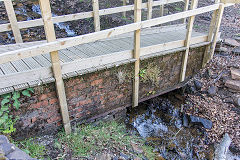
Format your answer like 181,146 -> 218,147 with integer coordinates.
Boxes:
11,47 -> 205,138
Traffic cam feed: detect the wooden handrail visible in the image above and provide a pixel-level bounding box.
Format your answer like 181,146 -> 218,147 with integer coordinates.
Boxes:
0,3 -> 221,65
0,0 -> 183,32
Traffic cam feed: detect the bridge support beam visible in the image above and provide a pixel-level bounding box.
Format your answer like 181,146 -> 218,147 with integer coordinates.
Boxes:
180,0 -> 198,82
39,0 -> 71,134
133,0 -> 142,107
202,0 -> 224,67
3,0 -> 23,43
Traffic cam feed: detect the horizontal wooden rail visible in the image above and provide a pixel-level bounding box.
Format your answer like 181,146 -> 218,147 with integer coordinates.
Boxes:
0,3 -> 221,64
0,0 -> 183,32
0,35 -> 209,89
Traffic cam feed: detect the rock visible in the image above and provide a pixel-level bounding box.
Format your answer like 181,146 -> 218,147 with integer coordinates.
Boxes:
234,36 -> 240,42
183,113 -> 189,127
208,86 -> 218,96
225,80 -> 240,91
230,68 -> 240,80
6,148 -> 32,160
0,136 -> 9,144
194,80 -> 202,90
214,133 -> 232,160
189,115 -> 213,129
95,153 -> 112,160
232,47 -> 240,55
175,119 -> 182,129
131,142 -> 143,154
0,143 -> 15,155
134,157 -> 142,160
224,38 -> 240,47
215,47 -> 228,53
119,153 -> 130,160
233,96 -> 240,107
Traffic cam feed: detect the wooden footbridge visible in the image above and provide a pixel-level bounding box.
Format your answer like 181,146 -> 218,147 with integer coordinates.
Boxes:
0,0 -> 238,134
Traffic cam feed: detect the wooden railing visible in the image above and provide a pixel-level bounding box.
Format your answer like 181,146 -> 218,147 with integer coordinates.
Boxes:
0,0 -> 236,134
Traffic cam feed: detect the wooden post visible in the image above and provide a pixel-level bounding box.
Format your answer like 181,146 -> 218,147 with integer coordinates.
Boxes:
209,4 -> 224,59
4,0 -> 23,43
133,0 -> 141,107
160,4 -> 164,17
123,0 -> 127,17
182,0 -> 190,23
92,0 -> 100,32
202,0 -> 220,67
38,0 -> 71,134
180,0 -> 198,82
147,0 -> 153,20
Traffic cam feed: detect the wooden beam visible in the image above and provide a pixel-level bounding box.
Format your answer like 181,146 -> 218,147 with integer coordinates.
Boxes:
0,35 -> 208,89
133,0 -> 142,107
180,0 -> 198,82
0,0 -> 184,33
3,0 -> 22,43
160,4 -> 164,17
182,0 -> 189,23
38,0 -> 71,134
147,0 -> 153,20
122,0 -> 127,17
209,3 -> 225,59
0,4 -> 220,65
202,0 -> 220,67
92,0 -> 100,32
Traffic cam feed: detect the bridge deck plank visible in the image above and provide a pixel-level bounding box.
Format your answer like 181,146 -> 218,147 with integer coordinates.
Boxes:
0,27 -> 208,91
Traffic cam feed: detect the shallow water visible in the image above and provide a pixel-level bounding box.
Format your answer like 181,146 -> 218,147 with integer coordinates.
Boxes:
126,94 -> 215,160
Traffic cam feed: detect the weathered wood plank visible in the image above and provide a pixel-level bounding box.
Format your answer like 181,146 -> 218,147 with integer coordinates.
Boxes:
180,0 -> 198,82
147,0 -> 153,20
0,4 -> 219,64
209,4 -> 225,59
182,0 -> 189,23
92,0 -> 100,32
0,0 -> 183,32
3,0 -> 23,43
133,0 -> 141,107
39,0 -> 71,134
202,0 -> 220,67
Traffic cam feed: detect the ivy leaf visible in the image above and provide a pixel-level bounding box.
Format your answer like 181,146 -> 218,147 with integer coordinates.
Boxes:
0,113 -> 8,125
2,93 -> 11,99
13,100 -> 20,110
12,91 -> 20,100
1,105 -> 8,112
27,88 -> 34,93
1,98 -> 10,106
22,90 -> 31,97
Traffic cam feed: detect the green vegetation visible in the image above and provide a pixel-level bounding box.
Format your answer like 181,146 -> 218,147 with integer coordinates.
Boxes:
17,138 -> 46,159
140,62 -> 161,86
0,88 -> 34,134
56,121 -> 156,159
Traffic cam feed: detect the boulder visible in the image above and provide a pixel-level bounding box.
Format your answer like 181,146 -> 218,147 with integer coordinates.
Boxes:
224,38 -> 240,47
225,80 -> 240,92
189,115 -> 213,129
230,68 -> 240,80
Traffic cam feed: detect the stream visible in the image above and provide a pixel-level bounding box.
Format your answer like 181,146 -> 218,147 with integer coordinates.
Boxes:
126,90 -> 215,160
